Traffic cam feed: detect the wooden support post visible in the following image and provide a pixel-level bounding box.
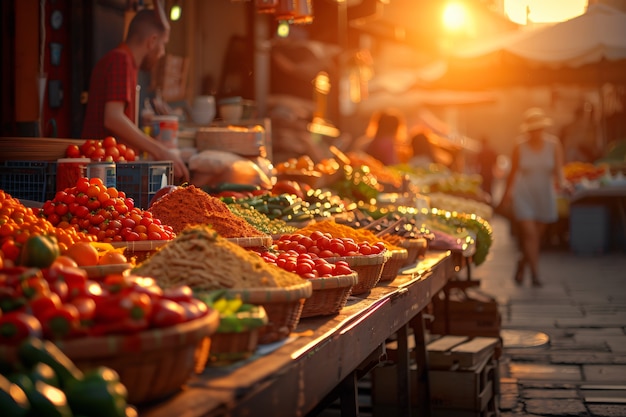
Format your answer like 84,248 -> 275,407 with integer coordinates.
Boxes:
410,311 -> 431,417
396,324 -> 411,417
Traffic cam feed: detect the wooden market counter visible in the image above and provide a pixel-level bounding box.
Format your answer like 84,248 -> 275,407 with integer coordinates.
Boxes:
141,251 -> 460,417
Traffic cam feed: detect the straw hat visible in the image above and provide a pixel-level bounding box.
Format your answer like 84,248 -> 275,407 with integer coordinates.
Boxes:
520,107 -> 552,132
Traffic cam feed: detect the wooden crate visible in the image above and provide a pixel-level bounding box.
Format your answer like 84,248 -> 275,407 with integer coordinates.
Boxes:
430,286 -> 502,339
373,336 -> 500,415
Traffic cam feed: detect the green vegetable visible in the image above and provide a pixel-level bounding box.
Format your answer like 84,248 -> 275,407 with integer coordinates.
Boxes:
19,235 -> 60,268
17,338 -> 84,389
23,380 -> 73,417
0,373 -> 30,417
29,362 -> 60,389
65,367 -> 127,417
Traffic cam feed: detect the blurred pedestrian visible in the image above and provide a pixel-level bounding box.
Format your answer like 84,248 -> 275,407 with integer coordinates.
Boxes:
499,108 -> 568,287
349,109 -> 406,165
408,132 -> 437,168
477,136 -> 498,198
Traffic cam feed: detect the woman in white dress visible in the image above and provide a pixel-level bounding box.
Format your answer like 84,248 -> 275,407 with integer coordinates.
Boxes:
500,108 -> 568,287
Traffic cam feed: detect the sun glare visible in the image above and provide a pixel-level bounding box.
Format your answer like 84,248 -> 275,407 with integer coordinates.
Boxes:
443,2 -> 468,32
504,0 -> 588,25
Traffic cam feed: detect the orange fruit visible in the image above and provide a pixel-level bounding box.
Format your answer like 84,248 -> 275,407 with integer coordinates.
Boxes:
51,255 -> 78,269
98,251 -> 128,265
65,242 -> 100,266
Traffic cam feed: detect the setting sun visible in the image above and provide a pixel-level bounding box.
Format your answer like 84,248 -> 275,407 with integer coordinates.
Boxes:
443,2 -> 468,32
504,0 -> 588,24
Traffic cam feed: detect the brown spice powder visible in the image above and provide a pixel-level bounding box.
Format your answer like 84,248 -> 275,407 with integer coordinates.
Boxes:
148,185 -> 264,237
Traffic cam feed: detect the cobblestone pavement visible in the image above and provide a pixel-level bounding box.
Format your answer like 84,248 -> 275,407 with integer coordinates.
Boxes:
475,214 -> 626,417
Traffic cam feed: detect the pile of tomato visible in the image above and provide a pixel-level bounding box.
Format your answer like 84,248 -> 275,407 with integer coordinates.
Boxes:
255,249 -> 354,279
0,191 -> 93,265
273,232 -> 387,258
66,136 -> 136,162
40,177 -> 175,243
0,263 -> 209,345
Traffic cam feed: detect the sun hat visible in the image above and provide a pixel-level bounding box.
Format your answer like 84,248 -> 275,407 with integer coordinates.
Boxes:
520,107 -> 552,132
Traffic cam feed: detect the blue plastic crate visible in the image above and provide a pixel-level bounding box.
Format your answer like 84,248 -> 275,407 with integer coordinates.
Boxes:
569,204 -> 609,255
116,161 -> 173,209
0,160 -> 57,202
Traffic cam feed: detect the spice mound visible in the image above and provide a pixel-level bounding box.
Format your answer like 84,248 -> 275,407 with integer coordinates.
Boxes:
132,225 -> 303,291
148,184 -> 264,237
299,219 -> 402,250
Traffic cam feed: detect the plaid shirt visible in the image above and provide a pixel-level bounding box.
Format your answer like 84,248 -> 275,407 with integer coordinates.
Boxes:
81,44 -> 138,139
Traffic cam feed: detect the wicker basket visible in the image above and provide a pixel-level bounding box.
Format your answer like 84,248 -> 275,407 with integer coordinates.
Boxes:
0,309 -> 220,405
111,240 -> 169,263
326,251 -> 390,295
208,328 -> 260,365
80,263 -> 133,279
223,281 -> 312,344
399,238 -> 428,267
379,248 -> 409,282
300,272 -> 359,318
227,235 -> 273,249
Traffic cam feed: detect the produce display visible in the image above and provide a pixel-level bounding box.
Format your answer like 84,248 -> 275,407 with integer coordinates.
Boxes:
39,178 -> 175,243
563,161 -> 607,184
132,226 -> 304,291
198,291 -> 267,334
255,239 -> 356,279
148,184 -> 265,237
0,141 -> 503,411
223,187 -> 345,223
427,192 -> 493,220
1,337 -> 134,417
0,191 -> 93,265
425,209 -> 493,266
298,219 -> 402,251
66,136 -> 137,162
0,264 -> 209,343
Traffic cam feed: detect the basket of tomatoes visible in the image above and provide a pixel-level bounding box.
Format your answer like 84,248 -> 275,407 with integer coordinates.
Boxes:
0,262 -> 219,405
255,248 -> 359,318
272,232 -> 390,296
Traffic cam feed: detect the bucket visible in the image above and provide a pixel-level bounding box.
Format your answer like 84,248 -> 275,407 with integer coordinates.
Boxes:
56,158 -> 91,191
152,115 -> 179,149
87,162 -> 116,188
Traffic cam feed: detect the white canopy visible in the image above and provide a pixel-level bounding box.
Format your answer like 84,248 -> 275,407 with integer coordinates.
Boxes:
453,4 -> 626,68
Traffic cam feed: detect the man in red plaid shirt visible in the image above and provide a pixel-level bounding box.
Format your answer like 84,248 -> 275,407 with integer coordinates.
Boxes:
82,2 -> 189,181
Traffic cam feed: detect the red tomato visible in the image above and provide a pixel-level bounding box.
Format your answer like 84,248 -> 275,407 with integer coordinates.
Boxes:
103,136 -> 117,148
315,263 -> 334,277
151,299 -> 187,328
66,144 -> 81,158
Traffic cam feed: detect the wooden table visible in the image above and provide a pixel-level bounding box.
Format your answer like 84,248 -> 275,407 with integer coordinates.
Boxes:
141,251 -> 457,417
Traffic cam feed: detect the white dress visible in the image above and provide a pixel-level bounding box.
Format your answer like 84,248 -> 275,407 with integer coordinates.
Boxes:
512,134 -> 558,223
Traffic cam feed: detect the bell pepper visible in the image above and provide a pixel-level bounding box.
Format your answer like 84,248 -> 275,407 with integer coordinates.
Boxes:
69,295 -> 96,324
18,235 -> 60,269
127,276 -> 163,301
178,298 -> 208,321
46,266 -> 87,300
0,373 -> 30,417
0,285 -> 27,313
38,303 -> 80,340
17,337 -> 84,389
90,291 -> 152,335
26,292 -> 62,319
162,285 -> 193,303
22,379 -> 73,417
103,273 -> 131,294
0,311 -> 43,345
150,298 -> 187,328
28,362 -> 61,389
19,271 -> 50,300
65,366 -> 128,417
